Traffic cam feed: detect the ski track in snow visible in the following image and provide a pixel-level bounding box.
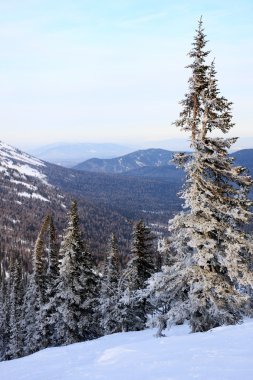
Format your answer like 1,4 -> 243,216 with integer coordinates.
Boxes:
1,320 -> 253,380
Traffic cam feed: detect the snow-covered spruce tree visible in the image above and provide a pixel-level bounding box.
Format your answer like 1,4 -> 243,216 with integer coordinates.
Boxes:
99,233 -> 122,335
5,258 -> 24,360
53,201 -> 101,346
34,215 -> 51,303
157,237 -> 176,268
23,215 -> 50,354
121,220 -> 156,331
22,275 -> 41,355
0,269 -> 8,361
46,216 -> 59,287
145,238 -> 178,326
43,216 -> 60,346
146,18 -> 253,334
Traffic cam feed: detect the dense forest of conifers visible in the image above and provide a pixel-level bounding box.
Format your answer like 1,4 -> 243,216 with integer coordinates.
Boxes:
0,201 -> 161,361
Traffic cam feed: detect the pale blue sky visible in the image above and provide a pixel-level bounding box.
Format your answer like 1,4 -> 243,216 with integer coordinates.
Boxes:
0,0 -> 252,147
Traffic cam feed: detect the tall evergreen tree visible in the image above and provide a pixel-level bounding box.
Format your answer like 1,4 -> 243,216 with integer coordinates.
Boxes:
44,215 -> 59,288
43,216 -> 60,346
34,215 -> 51,303
146,18 -> 253,334
99,234 -> 122,335
5,258 -> 24,360
53,201 -> 100,346
121,220 -> 156,331
23,216 -> 50,354
0,269 -> 8,361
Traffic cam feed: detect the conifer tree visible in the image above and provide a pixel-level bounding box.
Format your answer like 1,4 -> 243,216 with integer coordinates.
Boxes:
53,201 -> 100,346
121,220 -> 156,331
43,216 -> 60,345
22,275 -> 39,355
5,258 -> 24,360
34,215 -> 50,303
0,269 -> 8,360
23,216 -> 50,354
99,234 -> 122,335
145,238 -> 176,327
146,18 -> 253,334
46,216 -> 59,286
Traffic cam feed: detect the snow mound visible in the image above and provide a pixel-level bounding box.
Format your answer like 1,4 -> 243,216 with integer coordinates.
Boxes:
1,320 -> 253,380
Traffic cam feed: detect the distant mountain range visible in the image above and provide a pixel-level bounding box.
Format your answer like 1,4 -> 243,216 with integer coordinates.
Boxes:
74,149 -> 175,174
22,140 -> 191,167
26,143 -> 136,167
74,147 -> 253,180
23,137 -> 253,168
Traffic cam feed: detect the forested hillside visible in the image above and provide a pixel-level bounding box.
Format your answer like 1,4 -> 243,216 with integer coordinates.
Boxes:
0,141 -> 184,272
74,148 -> 174,173
0,141 -> 133,270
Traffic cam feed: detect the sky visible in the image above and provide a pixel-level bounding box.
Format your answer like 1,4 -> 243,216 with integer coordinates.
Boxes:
0,0 -> 252,148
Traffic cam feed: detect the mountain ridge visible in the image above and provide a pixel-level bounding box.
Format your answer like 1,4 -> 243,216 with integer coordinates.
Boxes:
74,148 -> 175,173
26,142 -> 136,167
73,147 -> 253,179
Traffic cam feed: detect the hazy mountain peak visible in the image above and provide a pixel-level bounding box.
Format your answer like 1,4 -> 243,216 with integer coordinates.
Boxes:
74,148 -> 175,174
25,142 -> 136,167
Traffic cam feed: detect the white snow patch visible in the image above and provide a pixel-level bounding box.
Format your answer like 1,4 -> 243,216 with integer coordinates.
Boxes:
0,141 -> 48,185
11,163 -> 47,181
135,160 -> 146,167
31,193 -> 50,202
0,141 -> 45,167
18,192 -> 50,202
7,218 -> 20,224
0,165 -> 7,173
10,179 -> 38,191
1,320 -> 253,380
17,191 -> 31,198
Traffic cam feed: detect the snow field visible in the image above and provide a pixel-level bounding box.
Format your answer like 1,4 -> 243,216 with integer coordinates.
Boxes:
1,319 -> 253,380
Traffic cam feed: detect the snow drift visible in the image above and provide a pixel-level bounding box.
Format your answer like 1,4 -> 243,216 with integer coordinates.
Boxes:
1,320 -> 253,380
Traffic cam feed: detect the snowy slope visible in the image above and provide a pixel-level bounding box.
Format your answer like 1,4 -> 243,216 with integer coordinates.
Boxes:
1,320 -> 253,380
0,141 -> 133,262
0,140 -> 48,185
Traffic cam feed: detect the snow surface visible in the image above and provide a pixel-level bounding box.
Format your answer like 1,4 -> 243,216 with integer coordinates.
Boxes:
0,141 -> 45,167
10,179 -> 38,191
18,192 -> 50,202
1,320 -> 253,380
0,140 -> 48,184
